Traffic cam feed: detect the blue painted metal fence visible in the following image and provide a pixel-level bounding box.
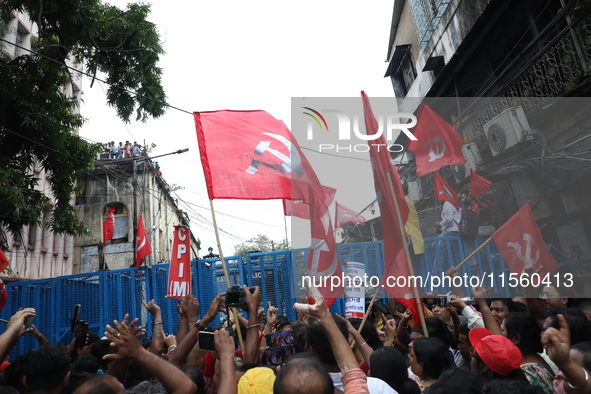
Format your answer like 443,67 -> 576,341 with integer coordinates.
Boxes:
0,236 -> 574,359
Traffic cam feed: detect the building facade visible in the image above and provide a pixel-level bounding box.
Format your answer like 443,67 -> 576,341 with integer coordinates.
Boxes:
386,0 -> 591,261
1,10 -> 83,279
74,156 -> 200,273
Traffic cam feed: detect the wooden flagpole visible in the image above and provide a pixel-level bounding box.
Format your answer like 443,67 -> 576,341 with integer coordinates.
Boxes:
358,289 -> 380,332
209,199 -> 245,351
450,237 -> 494,271
385,172 -> 429,337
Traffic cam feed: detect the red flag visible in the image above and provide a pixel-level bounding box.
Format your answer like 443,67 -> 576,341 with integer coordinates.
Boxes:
0,248 -> 9,273
102,207 -> 116,245
306,185 -> 343,306
362,91 -> 420,322
491,203 -> 558,276
135,215 -> 152,267
470,170 -> 493,196
335,202 -> 366,228
194,110 -> 322,202
0,279 -> 7,312
283,185 -> 336,220
407,103 -> 466,176
434,172 -> 461,209
0,249 -> 9,312
167,226 -> 192,299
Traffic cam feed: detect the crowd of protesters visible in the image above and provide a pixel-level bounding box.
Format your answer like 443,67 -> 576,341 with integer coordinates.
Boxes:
102,141 -> 142,159
1,266 -> 591,394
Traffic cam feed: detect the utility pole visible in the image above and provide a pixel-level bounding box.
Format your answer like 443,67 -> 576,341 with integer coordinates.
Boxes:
132,148 -> 189,267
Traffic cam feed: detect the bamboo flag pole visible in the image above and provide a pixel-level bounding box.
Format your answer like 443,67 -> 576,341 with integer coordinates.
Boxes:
209,199 -> 245,352
358,289 -> 380,332
449,237 -> 494,271
385,171 -> 429,337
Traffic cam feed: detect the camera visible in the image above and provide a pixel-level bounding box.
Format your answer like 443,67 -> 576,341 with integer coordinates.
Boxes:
436,294 -> 451,307
70,304 -> 89,349
225,285 -> 255,311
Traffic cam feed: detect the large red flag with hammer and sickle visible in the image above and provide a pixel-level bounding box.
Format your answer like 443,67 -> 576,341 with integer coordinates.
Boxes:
491,203 -> 558,276
194,110 -> 324,203
407,103 -> 466,177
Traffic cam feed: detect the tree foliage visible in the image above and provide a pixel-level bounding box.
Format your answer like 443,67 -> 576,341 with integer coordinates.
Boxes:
233,234 -> 290,258
0,0 -> 166,245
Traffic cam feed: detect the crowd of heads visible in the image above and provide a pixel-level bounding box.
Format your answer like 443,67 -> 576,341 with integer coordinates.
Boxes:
1,279 -> 591,394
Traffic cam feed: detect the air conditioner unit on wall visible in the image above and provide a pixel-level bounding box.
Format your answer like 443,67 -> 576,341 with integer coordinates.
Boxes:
483,107 -> 531,156
451,144 -> 482,183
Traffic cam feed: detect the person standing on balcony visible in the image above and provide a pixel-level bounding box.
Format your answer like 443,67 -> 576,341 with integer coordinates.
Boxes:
434,201 -> 460,237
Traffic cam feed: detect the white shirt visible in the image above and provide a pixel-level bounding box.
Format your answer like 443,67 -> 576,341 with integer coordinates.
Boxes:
440,201 -> 461,233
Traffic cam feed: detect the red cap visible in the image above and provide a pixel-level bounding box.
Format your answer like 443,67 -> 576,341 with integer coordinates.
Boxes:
469,327 -> 522,376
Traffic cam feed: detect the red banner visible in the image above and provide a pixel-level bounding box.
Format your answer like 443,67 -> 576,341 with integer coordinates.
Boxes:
135,215 -> 152,267
491,203 -> 558,276
194,110 -> 322,202
362,92 -> 421,321
434,172 -> 461,209
470,170 -> 493,196
407,103 -> 466,177
167,225 -> 192,299
335,202 -> 366,228
0,249 -> 9,312
102,207 -> 116,245
306,185 -> 343,306
0,248 -> 9,273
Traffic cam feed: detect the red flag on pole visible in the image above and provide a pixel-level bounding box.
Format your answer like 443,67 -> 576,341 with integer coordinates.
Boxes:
102,207 -> 116,245
283,185 -> 336,220
306,185 -> 343,306
194,110 -> 322,202
491,203 -> 558,276
335,202 -> 366,228
0,279 -> 7,312
167,226 -> 192,299
470,170 -> 493,196
407,103 -> 466,177
0,248 -> 9,273
434,172 -> 461,209
135,215 -> 152,268
0,249 -> 9,312
362,91 -> 420,322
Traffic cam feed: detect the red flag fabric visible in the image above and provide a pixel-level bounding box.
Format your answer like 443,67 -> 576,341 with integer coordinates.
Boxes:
0,248 -> 9,273
0,279 -> 7,312
102,207 -> 116,245
470,170 -> 493,196
283,185 -> 336,220
362,91 -> 420,322
492,203 -> 558,276
167,226 -> 192,299
135,215 -> 152,268
407,103 -> 466,176
194,110 -> 322,202
0,249 -> 8,312
335,202 -> 366,228
434,172 -> 461,209
306,185 -> 343,306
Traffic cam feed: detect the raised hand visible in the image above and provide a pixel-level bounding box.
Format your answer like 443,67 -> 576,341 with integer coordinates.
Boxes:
181,295 -> 200,322
267,301 -> 278,326
142,299 -> 161,315
104,314 -> 143,361
6,308 -> 36,337
541,314 -> 570,367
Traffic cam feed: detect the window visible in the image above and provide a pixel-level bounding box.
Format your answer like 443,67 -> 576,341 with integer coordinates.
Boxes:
104,203 -> 129,243
386,44 -> 417,97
